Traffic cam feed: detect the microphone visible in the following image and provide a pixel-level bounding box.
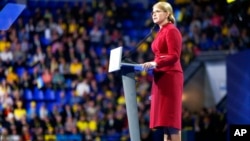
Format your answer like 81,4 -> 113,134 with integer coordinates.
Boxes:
121,24 -> 156,63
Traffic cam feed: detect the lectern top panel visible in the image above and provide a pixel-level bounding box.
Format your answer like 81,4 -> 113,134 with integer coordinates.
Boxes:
108,46 -> 123,72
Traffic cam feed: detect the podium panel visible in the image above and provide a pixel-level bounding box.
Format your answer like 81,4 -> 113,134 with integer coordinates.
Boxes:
121,66 -> 141,141
108,46 -> 154,141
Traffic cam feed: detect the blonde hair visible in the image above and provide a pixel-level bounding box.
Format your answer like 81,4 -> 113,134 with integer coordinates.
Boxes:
153,2 -> 176,24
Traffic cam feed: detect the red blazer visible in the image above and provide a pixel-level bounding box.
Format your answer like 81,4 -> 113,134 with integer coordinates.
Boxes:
150,23 -> 183,130
152,23 -> 183,73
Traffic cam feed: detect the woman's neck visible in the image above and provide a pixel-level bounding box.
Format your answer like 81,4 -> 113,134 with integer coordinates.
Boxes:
159,20 -> 171,29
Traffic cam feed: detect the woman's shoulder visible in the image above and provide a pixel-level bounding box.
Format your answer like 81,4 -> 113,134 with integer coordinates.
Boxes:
159,24 -> 178,36
164,23 -> 178,30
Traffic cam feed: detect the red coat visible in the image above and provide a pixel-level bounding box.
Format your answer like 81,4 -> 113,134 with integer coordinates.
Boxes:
149,23 -> 183,130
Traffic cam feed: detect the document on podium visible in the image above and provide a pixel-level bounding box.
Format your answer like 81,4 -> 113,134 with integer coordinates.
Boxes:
0,3 -> 26,30
108,46 -> 123,73
108,46 -> 155,73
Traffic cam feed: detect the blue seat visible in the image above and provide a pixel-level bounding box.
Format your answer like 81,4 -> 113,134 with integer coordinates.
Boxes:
114,0 -> 123,6
94,46 -> 102,56
46,102 -> 57,112
132,2 -> 145,11
56,135 -> 82,141
8,0 -> 17,3
40,36 -> 51,46
47,1 -> 57,9
57,1 -> 65,8
65,90 -> 73,100
37,1 -> 47,9
23,88 -> 33,100
25,101 -> 31,110
56,135 -> 68,141
139,29 -> 151,38
131,11 -> 141,19
68,134 -> 82,141
16,67 -> 25,77
44,89 -> 55,101
27,67 -> 34,74
127,29 -> 139,40
122,20 -> 133,29
36,102 -> 45,112
65,79 -> 72,88
27,1 -> 37,8
54,90 -> 68,105
33,87 -> 44,101
103,133 -> 121,141
21,9 -> 31,17
55,90 -> 61,100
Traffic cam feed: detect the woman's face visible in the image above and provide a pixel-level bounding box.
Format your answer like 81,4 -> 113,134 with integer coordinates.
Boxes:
151,7 -> 168,25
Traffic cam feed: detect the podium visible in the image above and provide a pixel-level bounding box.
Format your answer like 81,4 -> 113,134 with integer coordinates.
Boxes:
109,47 -> 146,141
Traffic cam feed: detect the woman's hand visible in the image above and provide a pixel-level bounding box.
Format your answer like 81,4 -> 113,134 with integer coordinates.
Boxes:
142,62 -> 157,71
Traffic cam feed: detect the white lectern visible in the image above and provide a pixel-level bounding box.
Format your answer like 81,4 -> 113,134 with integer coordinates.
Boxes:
108,47 -> 144,141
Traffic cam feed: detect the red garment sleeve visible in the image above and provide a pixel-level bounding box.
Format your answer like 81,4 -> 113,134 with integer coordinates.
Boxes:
154,28 -> 181,68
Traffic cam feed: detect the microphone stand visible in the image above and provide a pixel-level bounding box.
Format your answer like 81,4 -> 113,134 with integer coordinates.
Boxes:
121,24 -> 156,63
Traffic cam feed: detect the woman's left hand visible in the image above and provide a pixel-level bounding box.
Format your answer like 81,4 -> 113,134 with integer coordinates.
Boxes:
142,62 -> 157,71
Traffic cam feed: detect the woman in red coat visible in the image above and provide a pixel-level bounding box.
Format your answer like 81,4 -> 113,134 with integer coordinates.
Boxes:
142,2 -> 183,141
